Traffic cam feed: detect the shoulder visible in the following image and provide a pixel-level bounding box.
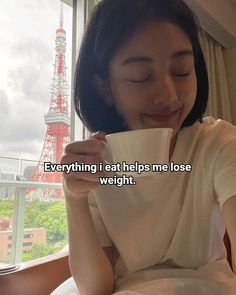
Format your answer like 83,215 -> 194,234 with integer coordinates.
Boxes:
180,117 -> 236,170
198,117 -> 236,178
178,116 -> 236,160
201,116 -> 236,137
197,116 -> 236,150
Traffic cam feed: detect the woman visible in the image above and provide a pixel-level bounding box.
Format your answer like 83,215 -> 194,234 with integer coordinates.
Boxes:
57,0 -> 236,294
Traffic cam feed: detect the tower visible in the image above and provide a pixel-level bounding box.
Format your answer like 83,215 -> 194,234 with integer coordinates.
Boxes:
29,2 -> 70,198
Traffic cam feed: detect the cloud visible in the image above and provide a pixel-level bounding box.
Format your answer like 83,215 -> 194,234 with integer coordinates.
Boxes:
0,89 -> 10,116
0,0 -> 72,168
0,139 -> 43,160
0,94 -> 47,157
7,61 -> 52,106
0,111 -> 46,143
11,37 -> 53,65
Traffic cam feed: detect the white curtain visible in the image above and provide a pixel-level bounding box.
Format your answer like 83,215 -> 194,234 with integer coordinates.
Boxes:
199,30 -> 232,122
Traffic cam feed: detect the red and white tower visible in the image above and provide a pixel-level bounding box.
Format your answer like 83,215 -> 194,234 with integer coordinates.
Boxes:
30,2 -> 70,197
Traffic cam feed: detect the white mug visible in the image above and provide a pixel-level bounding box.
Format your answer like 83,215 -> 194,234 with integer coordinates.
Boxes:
105,128 -> 173,177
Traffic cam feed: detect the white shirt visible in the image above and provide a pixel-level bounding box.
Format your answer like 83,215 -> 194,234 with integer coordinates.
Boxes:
88,117 -> 236,290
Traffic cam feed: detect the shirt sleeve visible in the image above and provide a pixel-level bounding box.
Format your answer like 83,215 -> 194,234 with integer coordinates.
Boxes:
87,192 -> 113,247
214,138 -> 236,209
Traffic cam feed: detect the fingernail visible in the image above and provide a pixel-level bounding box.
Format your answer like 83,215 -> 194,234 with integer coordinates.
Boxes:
95,131 -> 106,137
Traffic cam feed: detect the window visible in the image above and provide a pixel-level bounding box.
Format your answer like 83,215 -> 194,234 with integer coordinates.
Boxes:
0,0 -> 86,265
23,242 -> 33,247
0,0 -> 100,266
24,234 -> 33,239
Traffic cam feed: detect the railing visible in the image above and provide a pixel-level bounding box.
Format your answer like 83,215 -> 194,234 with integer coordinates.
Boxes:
0,156 -> 39,180
0,180 -> 63,265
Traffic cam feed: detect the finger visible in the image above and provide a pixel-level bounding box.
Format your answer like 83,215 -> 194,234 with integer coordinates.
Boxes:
65,177 -> 100,194
89,131 -> 106,140
61,154 -> 104,166
61,154 -> 105,181
63,167 -> 105,182
64,137 -> 106,156
61,153 -> 86,165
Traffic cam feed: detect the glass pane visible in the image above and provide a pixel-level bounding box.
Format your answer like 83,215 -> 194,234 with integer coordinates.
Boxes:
0,0 -> 74,265
23,198 -> 67,262
0,195 -> 14,264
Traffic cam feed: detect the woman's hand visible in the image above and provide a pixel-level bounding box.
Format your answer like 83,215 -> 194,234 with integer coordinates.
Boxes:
61,131 -> 106,201
62,132 -> 114,295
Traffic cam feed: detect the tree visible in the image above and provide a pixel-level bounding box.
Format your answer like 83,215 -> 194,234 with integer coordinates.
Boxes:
24,200 -> 50,228
35,202 -> 67,242
22,243 -> 59,261
0,200 -> 14,218
24,201 -> 67,243
1,199 -> 68,261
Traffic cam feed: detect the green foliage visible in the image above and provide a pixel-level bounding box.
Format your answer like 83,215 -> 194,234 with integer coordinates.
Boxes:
24,200 -> 67,242
0,199 -> 14,218
24,200 -> 51,228
22,241 -> 67,262
1,199 -> 68,261
36,203 -> 67,242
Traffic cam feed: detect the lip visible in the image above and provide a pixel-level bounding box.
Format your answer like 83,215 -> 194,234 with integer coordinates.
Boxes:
143,108 -> 181,121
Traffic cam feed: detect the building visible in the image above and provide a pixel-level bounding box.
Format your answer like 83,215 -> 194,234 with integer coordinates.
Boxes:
23,166 -> 37,180
0,171 -> 15,200
0,171 -> 15,181
0,218 -> 46,261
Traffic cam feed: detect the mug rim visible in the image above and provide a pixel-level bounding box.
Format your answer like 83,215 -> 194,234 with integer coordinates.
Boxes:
105,128 -> 173,139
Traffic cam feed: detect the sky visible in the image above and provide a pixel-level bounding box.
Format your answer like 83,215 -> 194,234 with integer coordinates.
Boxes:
0,0 -> 73,174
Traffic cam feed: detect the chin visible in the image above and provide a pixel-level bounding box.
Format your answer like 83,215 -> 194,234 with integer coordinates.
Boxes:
143,122 -> 179,132
141,113 -> 185,133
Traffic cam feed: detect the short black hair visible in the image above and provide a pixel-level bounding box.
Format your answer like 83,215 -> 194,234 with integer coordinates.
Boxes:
74,0 -> 209,134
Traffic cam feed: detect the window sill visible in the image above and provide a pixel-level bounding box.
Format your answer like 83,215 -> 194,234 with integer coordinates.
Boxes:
0,246 -> 71,295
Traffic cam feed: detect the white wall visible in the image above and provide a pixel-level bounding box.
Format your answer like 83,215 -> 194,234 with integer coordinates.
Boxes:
184,0 -> 236,48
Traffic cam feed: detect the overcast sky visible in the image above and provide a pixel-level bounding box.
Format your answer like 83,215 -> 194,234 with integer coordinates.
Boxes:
0,0 -> 73,174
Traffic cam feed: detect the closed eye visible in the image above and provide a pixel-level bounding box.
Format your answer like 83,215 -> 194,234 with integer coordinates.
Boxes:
127,72 -> 190,83
127,76 -> 151,83
173,72 -> 191,77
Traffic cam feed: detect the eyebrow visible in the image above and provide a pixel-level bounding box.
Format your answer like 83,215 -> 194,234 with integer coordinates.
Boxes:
121,49 -> 193,66
171,49 -> 193,59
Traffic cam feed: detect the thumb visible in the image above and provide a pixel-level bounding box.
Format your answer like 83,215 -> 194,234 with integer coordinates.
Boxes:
90,131 -> 106,141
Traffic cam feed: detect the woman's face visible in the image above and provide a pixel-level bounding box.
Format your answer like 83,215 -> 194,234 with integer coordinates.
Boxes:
103,20 -> 197,136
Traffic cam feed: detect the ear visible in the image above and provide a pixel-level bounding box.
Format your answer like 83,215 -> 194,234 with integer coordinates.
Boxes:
92,75 -> 113,106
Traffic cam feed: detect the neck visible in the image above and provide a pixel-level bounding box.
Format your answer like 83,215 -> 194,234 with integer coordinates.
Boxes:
169,133 -> 178,160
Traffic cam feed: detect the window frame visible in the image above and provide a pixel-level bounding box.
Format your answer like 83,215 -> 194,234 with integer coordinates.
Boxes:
0,0 -> 92,265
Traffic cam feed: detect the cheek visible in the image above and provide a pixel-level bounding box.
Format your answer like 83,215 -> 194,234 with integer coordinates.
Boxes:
177,75 -> 197,105
110,82 -> 144,114
188,76 -> 198,106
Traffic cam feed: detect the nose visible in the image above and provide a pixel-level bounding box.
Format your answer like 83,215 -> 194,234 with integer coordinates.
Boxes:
152,75 -> 179,108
